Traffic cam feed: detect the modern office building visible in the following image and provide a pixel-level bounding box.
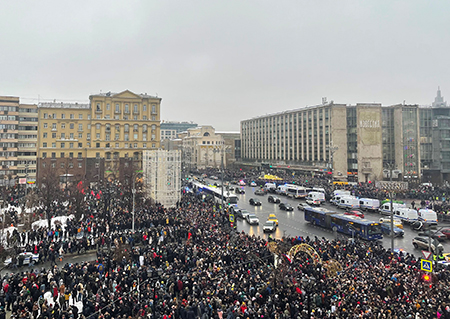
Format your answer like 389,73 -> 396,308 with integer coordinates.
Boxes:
37,90 -> 161,183
0,96 -> 38,186
143,149 -> 181,207
241,101 -> 421,183
160,121 -> 198,140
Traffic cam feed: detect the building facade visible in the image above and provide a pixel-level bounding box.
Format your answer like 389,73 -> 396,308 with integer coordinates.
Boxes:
37,90 -> 161,183
143,149 -> 181,208
180,126 -> 227,170
0,96 -> 38,186
241,102 -> 422,183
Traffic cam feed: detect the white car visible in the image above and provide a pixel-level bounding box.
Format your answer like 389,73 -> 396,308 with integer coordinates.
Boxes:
250,182 -> 257,186
246,213 -> 260,225
263,220 -> 277,232
306,197 -> 321,206
4,252 -> 39,267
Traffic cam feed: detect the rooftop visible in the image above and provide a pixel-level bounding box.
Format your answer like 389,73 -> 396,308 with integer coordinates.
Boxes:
38,102 -> 90,109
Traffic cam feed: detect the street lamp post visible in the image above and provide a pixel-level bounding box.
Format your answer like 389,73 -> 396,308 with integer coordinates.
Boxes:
326,142 -> 338,178
387,163 -> 395,252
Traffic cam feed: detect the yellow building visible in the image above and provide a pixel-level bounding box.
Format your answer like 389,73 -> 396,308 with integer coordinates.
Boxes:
37,90 -> 161,183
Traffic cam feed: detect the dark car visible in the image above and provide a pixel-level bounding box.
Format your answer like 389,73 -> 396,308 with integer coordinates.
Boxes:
268,195 -> 281,203
249,198 -> 262,206
254,189 -> 266,196
380,223 -> 404,237
235,188 -> 245,194
279,203 -> 294,211
441,229 -> 450,239
419,230 -> 448,242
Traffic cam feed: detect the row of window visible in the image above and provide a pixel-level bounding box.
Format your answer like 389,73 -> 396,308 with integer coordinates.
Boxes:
43,132 -> 156,141
43,123 -> 157,132
42,142 -> 155,150
95,102 -> 157,113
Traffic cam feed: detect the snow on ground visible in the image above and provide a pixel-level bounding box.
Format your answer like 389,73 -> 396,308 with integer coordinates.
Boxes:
32,215 -> 74,230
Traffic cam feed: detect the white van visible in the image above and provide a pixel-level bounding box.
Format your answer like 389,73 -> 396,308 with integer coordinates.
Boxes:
337,196 -> 360,209
264,182 -> 277,192
359,198 -> 380,212
312,187 -> 326,194
379,202 -> 406,215
308,191 -> 325,203
276,185 -> 287,196
333,190 -> 351,197
418,208 -> 438,225
394,207 -> 418,223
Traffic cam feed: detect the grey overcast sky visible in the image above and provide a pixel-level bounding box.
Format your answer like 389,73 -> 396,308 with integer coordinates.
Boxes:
0,1 -> 449,131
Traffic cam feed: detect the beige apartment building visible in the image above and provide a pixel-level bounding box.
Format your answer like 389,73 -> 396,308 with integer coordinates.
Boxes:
37,90 -> 161,183
0,96 -> 38,186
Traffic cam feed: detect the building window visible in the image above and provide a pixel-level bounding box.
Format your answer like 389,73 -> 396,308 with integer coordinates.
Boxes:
151,116 -> 156,121
96,133 -> 100,139
61,152 -> 65,158
134,133 -> 138,140
115,133 -> 119,140
143,124 -> 147,132
61,143 -> 65,148
78,143 -> 82,148
78,124 -> 83,131
52,113 -> 56,119
106,104 -> 110,110
87,133 -> 91,140
78,133 -> 82,139
143,116 -> 147,120
115,104 -> 120,113
151,104 -> 156,114
61,162 -> 65,168
51,163 -> 56,168
70,133 -> 74,139
152,143 -> 155,148
43,142 -> 47,147
143,134 -> 147,141
96,143 -> 100,148
52,143 -> 56,148
52,133 -> 56,139
125,124 -> 129,132
125,104 -> 129,113
96,123 -> 100,130
52,123 -> 57,130
61,123 -> 65,129
125,134 -> 129,141
78,162 -> 82,168
69,152 -> 73,158
125,143 -> 129,148
79,114 -> 83,119
106,134 -> 110,141
143,143 -> 147,148
61,114 -> 65,119
44,113 -> 48,119
134,143 -> 137,148
70,123 -> 74,129
43,133 -> 47,138
88,115 -> 91,120
52,152 -> 56,158
143,104 -> 147,112
78,152 -> 82,159
151,124 -> 156,130
70,114 -> 74,119
87,142 -> 90,147
69,162 -> 73,168
44,123 -> 48,128
133,124 -> 138,132
106,143 -> 110,148
42,152 -> 47,158
61,133 -> 65,139
115,143 -> 119,148
106,124 -> 110,131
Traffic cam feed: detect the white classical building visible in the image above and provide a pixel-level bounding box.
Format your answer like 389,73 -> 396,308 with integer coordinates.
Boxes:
180,126 -> 227,169
143,149 -> 181,208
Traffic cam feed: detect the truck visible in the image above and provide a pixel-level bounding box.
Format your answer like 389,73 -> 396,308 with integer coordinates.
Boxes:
307,191 -> 325,204
418,208 -> 438,226
394,207 -> 418,224
337,196 -> 360,209
379,202 -> 406,215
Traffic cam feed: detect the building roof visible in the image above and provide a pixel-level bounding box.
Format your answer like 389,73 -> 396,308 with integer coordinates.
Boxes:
90,90 -> 161,100
38,102 -> 90,109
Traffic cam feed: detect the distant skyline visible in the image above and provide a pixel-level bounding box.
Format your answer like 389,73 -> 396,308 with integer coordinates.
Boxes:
1,1 -> 449,131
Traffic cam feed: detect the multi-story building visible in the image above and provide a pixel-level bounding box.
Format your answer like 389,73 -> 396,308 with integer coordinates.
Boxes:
160,121 -> 198,140
241,101 -> 421,183
37,90 -> 161,183
143,149 -> 181,207
0,96 -> 38,186
180,126 -> 227,170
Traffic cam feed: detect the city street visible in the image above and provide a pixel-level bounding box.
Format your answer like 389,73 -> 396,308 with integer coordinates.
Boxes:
228,183 -> 450,259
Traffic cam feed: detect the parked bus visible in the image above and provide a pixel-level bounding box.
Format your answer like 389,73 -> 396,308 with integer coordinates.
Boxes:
304,207 -> 382,241
285,184 -> 308,199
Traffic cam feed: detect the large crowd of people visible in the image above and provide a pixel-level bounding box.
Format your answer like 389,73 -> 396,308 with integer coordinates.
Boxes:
1,169 -> 450,318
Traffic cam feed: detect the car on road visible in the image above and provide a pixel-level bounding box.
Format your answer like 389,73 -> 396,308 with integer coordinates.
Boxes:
412,236 -> 444,253
267,214 -> 279,225
210,176 -> 219,180
235,188 -> 245,194
229,206 -> 243,219
254,189 -> 266,196
241,210 -> 251,220
263,220 -> 277,232
380,223 -> 404,237
305,197 -> 321,206
379,218 -> 403,229
249,198 -> 262,206
246,213 -> 260,225
250,181 -> 257,187
441,229 -> 450,239
279,203 -> 294,211
4,252 -> 39,267
297,203 -> 311,211
418,230 -> 448,242
344,210 -> 364,219
268,195 -> 281,203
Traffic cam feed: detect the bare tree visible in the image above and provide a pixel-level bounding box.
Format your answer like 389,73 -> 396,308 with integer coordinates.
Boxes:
38,163 -> 62,229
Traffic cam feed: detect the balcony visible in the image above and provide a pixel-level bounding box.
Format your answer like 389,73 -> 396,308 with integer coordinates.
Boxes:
114,110 -> 121,114
361,167 -> 372,174
95,109 -> 102,114
133,110 -> 140,115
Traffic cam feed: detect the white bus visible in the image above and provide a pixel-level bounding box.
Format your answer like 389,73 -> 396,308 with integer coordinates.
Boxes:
285,184 -> 308,199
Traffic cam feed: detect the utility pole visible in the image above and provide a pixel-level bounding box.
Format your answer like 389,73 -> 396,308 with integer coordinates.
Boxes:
326,142 -> 338,178
388,163 -> 394,251
132,175 -> 136,232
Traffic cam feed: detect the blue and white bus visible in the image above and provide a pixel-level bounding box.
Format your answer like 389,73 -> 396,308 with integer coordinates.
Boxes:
192,181 -> 239,205
304,207 -> 382,241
